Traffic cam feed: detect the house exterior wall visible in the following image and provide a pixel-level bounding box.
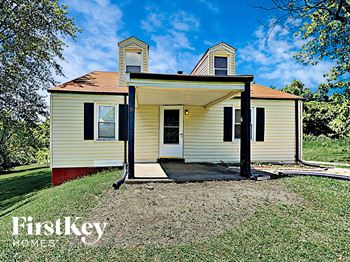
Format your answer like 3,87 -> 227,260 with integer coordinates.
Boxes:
135,105 -> 159,162
50,93 -> 126,169
191,54 -> 209,75
51,93 -> 301,184
50,93 -> 159,169
183,99 -> 300,163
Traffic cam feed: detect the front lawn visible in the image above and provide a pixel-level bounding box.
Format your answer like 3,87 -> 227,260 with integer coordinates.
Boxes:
1,166 -> 350,261
0,166 -> 51,216
303,135 -> 350,164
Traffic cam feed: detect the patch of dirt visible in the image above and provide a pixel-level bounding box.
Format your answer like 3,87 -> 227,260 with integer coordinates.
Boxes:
85,180 -> 302,247
253,163 -> 350,177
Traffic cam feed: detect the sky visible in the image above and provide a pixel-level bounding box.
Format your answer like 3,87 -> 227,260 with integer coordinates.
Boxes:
57,0 -> 333,90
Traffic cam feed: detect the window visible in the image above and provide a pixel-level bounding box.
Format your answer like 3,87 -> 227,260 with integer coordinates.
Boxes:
98,105 -> 116,139
234,109 -> 253,140
214,56 -> 228,75
126,51 -> 142,73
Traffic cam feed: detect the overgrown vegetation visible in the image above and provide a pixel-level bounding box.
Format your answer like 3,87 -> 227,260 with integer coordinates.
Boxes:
303,135 -> 350,163
1,168 -> 350,261
282,80 -> 350,138
0,118 -> 50,171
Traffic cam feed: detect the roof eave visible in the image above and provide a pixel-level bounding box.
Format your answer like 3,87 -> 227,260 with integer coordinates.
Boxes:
48,90 -> 128,96
128,72 -> 254,83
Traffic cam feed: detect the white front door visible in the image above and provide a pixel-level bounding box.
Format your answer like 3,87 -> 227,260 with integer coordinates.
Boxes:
159,106 -> 183,158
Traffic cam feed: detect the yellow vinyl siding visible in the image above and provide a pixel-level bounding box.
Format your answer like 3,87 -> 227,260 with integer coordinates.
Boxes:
184,99 -> 298,162
191,54 -> 209,75
118,37 -> 148,86
135,105 -> 159,162
51,92 -> 301,167
51,93 -> 125,168
192,43 -> 236,76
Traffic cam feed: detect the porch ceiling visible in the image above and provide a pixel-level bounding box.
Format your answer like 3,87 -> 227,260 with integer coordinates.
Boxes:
128,73 -> 247,108
135,86 -> 242,107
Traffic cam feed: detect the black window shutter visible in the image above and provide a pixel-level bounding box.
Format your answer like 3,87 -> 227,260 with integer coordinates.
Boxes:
84,103 -> 94,140
119,104 -> 128,141
223,107 -> 233,142
256,108 -> 265,141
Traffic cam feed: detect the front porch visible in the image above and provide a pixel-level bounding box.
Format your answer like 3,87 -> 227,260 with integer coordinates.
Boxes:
126,162 -> 245,183
126,73 -> 254,180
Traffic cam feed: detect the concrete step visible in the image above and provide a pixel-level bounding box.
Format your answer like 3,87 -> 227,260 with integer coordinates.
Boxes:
125,178 -> 175,184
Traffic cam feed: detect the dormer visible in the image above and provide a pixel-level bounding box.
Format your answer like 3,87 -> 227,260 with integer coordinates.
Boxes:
118,36 -> 149,85
191,42 -> 236,76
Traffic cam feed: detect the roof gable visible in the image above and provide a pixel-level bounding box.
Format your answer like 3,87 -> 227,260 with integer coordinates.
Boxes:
118,36 -> 149,49
191,42 -> 236,74
209,42 -> 236,53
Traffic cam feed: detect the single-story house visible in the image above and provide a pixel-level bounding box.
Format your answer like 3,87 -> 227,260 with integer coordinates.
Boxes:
48,36 -> 303,186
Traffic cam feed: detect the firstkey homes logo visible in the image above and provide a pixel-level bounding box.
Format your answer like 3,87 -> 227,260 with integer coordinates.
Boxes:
12,216 -> 108,247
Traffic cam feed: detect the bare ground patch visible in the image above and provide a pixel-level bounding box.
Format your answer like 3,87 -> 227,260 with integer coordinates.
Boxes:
85,179 -> 302,247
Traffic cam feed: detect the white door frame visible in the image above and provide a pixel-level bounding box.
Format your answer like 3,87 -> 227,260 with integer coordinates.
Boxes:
159,105 -> 184,158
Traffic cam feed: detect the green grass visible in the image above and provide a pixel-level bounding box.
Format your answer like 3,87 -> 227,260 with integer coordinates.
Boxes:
303,136 -> 350,164
1,167 -> 350,261
0,166 -> 51,216
0,167 -> 120,261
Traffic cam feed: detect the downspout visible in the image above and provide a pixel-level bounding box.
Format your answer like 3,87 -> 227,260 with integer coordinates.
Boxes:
123,94 -> 127,165
294,100 -> 320,167
113,94 -> 129,190
295,99 -> 300,163
113,163 -> 128,190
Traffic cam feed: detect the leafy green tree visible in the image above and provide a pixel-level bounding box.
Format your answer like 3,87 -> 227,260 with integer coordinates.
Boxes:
313,83 -> 330,102
282,79 -> 350,138
281,80 -> 313,100
261,0 -> 350,89
328,92 -> 350,137
0,1 -> 79,169
303,101 -> 335,136
32,119 -> 50,165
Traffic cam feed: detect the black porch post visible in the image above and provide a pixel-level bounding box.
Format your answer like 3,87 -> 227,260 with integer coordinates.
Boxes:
240,81 -> 251,177
128,86 -> 135,179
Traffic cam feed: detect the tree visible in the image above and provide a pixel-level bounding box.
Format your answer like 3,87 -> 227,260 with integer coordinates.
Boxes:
281,79 -> 313,100
282,79 -> 350,137
0,1 -> 79,169
256,0 -> 350,89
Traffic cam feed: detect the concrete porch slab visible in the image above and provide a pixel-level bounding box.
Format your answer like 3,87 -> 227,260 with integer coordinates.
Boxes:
134,163 -> 168,178
126,162 -> 246,184
161,162 -> 245,182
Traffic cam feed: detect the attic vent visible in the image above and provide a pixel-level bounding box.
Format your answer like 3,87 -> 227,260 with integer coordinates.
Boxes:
177,71 -> 183,74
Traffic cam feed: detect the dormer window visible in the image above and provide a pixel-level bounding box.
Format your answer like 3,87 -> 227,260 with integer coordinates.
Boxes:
214,56 -> 228,75
126,51 -> 142,73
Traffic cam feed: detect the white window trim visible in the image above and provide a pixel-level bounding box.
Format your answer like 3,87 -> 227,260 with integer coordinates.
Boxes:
232,106 -> 256,142
125,49 -> 143,73
213,55 -> 230,75
95,104 -> 118,141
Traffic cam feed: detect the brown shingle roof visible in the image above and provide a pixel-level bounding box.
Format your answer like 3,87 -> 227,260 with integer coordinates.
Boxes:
49,71 -> 303,100
49,71 -> 127,94
250,83 -> 303,100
